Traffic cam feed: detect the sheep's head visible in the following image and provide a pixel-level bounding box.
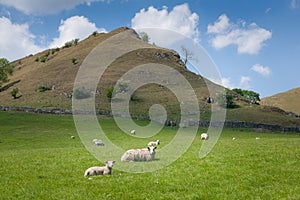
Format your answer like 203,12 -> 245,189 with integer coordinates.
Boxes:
105,160 -> 115,168
156,140 -> 160,145
147,146 -> 157,154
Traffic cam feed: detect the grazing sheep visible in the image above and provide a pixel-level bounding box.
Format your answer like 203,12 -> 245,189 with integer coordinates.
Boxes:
93,139 -> 104,146
201,133 -> 209,140
256,137 -> 260,140
148,139 -> 160,147
71,136 -> 75,139
232,137 -> 236,140
130,130 -> 136,135
121,146 -> 157,162
84,161 -> 115,176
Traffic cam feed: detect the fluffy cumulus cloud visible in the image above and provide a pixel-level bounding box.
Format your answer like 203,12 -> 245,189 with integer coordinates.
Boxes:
207,14 -> 272,54
0,0 -> 108,15
131,3 -> 200,44
50,16 -> 106,48
0,17 -> 43,61
251,64 -> 271,77
239,76 -> 251,88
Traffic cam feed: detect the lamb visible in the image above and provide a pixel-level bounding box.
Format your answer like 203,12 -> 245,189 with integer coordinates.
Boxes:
130,130 -> 136,135
121,146 -> 156,162
93,139 -> 104,146
147,139 -> 160,147
84,160 -> 115,176
201,133 -> 209,140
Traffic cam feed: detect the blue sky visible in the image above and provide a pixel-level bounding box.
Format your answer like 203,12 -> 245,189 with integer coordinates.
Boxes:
0,0 -> 299,97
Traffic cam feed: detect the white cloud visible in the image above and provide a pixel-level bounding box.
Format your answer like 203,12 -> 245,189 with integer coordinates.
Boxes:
251,64 -> 271,77
0,0 -> 108,15
265,8 -> 272,14
290,0 -> 297,9
239,76 -> 251,89
49,16 -> 106,48
207,14 -> 272,54
131,3 -> 200,44
0,17 -> 43,61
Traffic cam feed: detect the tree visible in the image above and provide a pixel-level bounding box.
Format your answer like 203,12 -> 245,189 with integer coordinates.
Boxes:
139,32 -> 150,43
181,46 -> 193,66
232,88 -> 260,104
0,58 -> 14,87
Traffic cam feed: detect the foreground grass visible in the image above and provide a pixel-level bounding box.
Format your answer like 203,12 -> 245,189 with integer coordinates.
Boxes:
0,112 -> 299,199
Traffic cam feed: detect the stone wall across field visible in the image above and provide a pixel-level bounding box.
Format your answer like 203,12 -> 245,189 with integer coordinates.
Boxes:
0,105 -> 299,133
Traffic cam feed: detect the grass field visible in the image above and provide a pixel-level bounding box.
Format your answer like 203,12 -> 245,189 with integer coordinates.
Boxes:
0,112 -> 299,199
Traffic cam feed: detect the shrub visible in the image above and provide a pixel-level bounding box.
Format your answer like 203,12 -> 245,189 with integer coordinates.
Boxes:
63,39 -> 80,48
71,58 -> 78,65
40,54 -> 49,63
92,31 -> 98,37
37,85 -> 51,92
35,57 -> 39,62
73,87 -> 90,99
10,88 -> 19,99
106,86 -> 114,100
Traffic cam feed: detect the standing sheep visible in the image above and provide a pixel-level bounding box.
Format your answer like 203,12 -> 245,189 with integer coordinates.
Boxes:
130,130 -> 136,135
121,146 -> 157,162
147,139 -> 160,147
201,133 -> 209,140
84,161 -> 115,176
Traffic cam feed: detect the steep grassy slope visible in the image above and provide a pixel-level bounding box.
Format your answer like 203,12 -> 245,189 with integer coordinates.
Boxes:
0,27 -> 299,126
261,87 -> 300,114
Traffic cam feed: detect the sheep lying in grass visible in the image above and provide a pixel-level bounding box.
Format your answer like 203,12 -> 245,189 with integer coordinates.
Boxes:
201,133 -> 209,140
148,139 -> 160,147
93,139 -> 104,146
121,146 -> 157,162
130,130 -> 136,135
84,161 -> 115,176
71,136 -> 75,139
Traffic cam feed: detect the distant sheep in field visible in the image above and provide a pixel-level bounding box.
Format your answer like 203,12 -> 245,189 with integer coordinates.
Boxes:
130,130 -> 136,135
84,161 -> 115,176
232,137 -> 236,140
121,146 -> 157,162
148,139 -> 160,147
71,136 -> 75,139
256,137 -> 260,140
93,139 -> 104,146
201,133 -> 209,140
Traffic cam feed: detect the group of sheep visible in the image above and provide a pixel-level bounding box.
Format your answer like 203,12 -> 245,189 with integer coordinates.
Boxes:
84,132 -> 160,177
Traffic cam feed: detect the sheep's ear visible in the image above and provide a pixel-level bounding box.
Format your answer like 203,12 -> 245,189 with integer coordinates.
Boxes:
112,160 -> 116,163
154,146 -> 157,150
148,146 -> 150,151
105,161 -> 108,164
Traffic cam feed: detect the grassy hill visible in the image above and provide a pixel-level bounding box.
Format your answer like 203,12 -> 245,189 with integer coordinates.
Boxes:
261,87 -> 300,114
0,27 -> 299,127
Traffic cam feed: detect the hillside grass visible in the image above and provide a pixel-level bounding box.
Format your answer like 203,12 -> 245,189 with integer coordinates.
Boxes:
0,112 -> 299,199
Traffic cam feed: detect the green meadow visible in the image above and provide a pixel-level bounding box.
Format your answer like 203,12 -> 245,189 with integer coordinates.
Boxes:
0,112 -> 299,199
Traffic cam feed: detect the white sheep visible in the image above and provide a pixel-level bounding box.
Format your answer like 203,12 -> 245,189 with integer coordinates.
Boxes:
147,139 -> 160,147
93,139 -> 104,146
232,137 -> 236,140
71,136 -> 75,139
121,146 -> 157,162
201,133 -> 209,140
130,130 -> 136,135
256,137 -> 260,140
84,160 -> 115,176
